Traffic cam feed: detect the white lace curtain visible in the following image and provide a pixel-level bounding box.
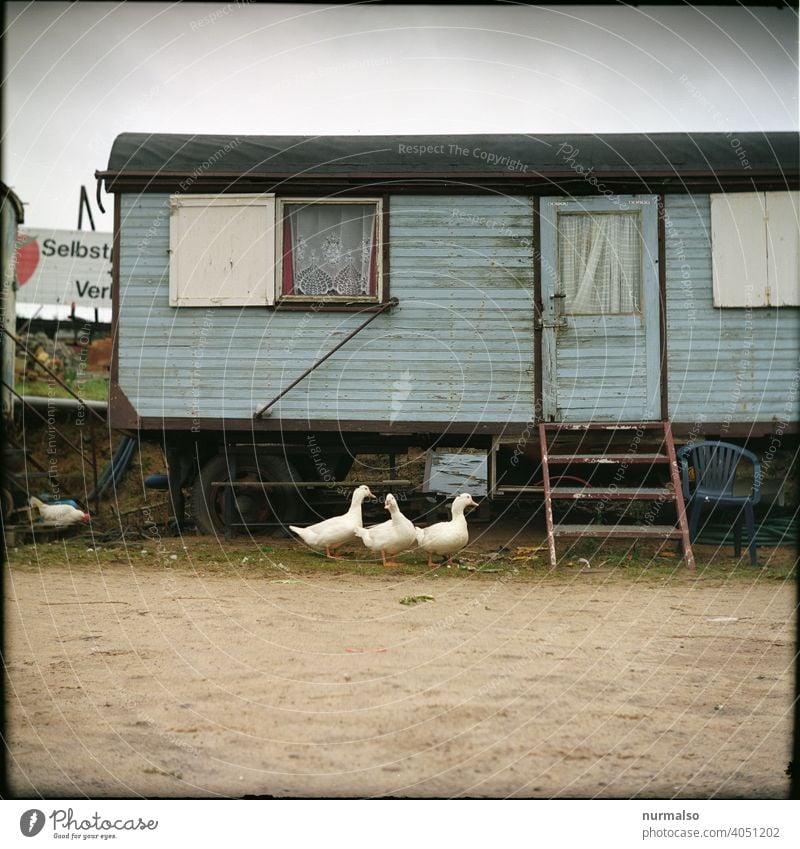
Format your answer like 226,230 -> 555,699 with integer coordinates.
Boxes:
284,204 -> 376,296
558,213 -> 642,314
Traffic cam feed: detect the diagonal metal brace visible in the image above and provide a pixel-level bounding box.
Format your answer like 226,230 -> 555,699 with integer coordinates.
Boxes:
254,297 -> 398,418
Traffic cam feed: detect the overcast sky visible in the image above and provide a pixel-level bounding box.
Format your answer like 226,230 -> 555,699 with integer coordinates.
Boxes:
3,2 -> 797,230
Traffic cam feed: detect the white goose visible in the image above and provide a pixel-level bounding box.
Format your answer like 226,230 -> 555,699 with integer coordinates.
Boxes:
354,493 -> 417,567
290,484 -> 374,558
415,492 -> 479,567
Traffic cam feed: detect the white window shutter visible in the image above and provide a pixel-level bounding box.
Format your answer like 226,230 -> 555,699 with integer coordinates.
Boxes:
711,193 -> 769,307
711,191 -> 799,307
765,191 -> 799,307
169,194 -> 276,306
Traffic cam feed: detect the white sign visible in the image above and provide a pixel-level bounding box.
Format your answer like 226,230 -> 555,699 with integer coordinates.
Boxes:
15,228 -> 113,316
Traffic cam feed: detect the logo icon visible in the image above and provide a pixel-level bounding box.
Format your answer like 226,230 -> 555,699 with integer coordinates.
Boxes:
20,809 -> 45,837
14,234 -> 40,286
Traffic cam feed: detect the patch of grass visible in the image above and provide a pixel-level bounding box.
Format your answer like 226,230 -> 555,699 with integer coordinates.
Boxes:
5,534 -> 794,584
15,376 -> 109,402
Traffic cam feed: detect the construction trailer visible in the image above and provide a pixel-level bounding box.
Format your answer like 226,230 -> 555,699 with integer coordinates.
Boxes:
96,132 -> 799,554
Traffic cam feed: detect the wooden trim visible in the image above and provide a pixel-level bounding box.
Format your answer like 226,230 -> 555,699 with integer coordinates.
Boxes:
382,192 -> 391,304
670,421 -> 799,438
532,195 -> 543,424
99,171 -> 800,196
108,382 -> 139,430
108,194 -> 139,431
275,195 -> 386,305
98,167 -> 798,183
271,302 -> 391,313
657,193 -> 669,420
130,415 -> 799,439
136,416 -> 519,437
110,193 -> 120,386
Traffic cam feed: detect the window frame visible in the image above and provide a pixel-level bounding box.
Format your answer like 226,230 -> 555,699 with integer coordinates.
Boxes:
555,208 -> 645,317
276,197 -> 385,306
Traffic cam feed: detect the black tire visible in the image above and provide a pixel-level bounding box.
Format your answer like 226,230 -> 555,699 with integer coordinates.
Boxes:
291,447 -> 355,484
191,454 -> 303,536
1,486 -> 15,522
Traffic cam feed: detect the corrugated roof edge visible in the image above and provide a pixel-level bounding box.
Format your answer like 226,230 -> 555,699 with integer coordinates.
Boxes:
105,132 -> 799,176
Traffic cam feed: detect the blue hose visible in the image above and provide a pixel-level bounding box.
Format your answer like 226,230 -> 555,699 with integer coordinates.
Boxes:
87,436 -> 136,501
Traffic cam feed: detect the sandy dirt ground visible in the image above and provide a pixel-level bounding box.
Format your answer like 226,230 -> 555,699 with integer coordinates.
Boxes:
4,537 -> 795,800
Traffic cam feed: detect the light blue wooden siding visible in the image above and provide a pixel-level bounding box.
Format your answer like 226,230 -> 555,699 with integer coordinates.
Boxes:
665,194 -> 800,424
118,194 -> 534,423
540,195 -> 661,421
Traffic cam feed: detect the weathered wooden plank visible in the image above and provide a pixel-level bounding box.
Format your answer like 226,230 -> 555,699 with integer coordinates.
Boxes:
665,193 -> 800,423
118,192 -> 537,424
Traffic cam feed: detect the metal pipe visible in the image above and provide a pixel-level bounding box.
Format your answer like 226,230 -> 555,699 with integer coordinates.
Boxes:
254,298 -> 398,418
14,395 -> 107,412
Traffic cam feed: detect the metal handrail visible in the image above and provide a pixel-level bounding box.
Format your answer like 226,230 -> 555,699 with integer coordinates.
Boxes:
254,298 -> 398,418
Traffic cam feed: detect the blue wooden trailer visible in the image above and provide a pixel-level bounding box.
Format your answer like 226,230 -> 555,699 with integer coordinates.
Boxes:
97,132 -> 799,548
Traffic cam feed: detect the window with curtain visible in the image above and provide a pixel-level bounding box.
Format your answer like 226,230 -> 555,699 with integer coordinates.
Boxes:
281,201 -> 380,300
557,212 -> 643,314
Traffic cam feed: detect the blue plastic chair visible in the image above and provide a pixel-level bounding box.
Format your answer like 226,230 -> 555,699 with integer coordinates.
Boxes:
676,441 -> 761,565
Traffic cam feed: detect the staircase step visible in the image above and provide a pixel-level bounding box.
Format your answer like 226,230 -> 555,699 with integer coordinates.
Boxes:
546,453 -> 670,464
495,485 -> 674,499
553,524 -> 683,539
538,420 -> 694,569
541,422 -> 666,431
549,487 -> 675,500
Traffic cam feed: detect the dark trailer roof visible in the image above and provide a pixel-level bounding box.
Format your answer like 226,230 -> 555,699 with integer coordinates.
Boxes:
99,132 -> 799,194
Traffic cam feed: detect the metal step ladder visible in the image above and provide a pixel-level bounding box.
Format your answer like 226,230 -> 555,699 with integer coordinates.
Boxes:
539,421 -> 695,570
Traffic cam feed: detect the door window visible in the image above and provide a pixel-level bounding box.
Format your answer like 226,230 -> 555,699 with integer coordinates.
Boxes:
557,211 -> 643,314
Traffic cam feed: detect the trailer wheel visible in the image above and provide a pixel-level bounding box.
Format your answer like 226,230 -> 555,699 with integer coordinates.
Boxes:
1,486 -> 14,522
191,454 -> 302,536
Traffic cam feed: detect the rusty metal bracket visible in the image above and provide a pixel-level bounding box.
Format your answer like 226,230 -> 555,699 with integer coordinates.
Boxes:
254,297 -> 398,419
